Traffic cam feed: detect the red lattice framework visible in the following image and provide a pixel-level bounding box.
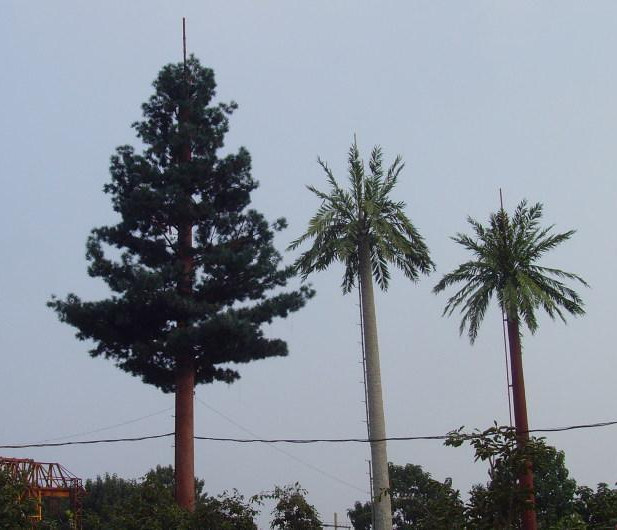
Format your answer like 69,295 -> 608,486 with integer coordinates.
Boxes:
0,457 -> 85,528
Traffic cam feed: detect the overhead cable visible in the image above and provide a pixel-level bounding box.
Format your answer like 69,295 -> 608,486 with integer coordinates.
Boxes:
195,396 -> 367,494
32,406 -> 174,444
2,419 -> 616,450
1,433 -> 174,449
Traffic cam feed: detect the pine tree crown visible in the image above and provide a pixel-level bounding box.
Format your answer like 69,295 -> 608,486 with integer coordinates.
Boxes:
49,57 -> 313,392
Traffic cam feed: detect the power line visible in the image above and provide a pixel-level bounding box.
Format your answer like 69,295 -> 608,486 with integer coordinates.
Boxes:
2,419 -> 616,450
1,433 -> 173,449
32,406 -> 174,444
195,396 -> 367,494
529,420 -> 617,433
194,435 -> 447,444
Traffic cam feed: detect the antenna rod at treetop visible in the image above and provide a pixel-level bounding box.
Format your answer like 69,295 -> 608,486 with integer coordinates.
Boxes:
499,188 -> 504,210
182,17 -> 187,65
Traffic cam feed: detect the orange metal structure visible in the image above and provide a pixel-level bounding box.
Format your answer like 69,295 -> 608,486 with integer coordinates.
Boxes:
0,457 -> 85,528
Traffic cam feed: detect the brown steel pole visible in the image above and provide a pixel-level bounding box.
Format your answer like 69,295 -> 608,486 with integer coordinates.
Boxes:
174,17 -> 195,511
506,317 -> 537,530
174,137 -> 195,510
174,342 -> 195,510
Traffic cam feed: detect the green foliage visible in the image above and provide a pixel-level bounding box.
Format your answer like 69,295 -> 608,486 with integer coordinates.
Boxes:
82,472 -> 137,528
533,445 -> 578,527
48,56 -> 313,392
574,482 -> 617,528
434,200 -> 586,341
446,425 -> 579,529
347,501 -> 372,530
447,425 -> 542,528
388,464 -> 465,529
255,483 -> 322,529
38,497 -> 76,529
546,512 -> 587,529
102,470 -> 188,530
445,424 -> 533,473
0,469 -> 36,529
81,466 -> 257,529
289,139 -> 434,293
194,490 -> 258,530
349,439 -> 615,530
82,468 -> 186,530
347,463 -> 465,529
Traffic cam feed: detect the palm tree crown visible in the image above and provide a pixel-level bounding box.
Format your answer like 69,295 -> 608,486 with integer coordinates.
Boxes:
289,139 -> 433,530
434,200 -> 587,342
289,140 -> 434,290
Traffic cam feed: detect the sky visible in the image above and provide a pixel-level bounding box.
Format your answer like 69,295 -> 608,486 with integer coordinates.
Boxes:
2,1 -> 617,527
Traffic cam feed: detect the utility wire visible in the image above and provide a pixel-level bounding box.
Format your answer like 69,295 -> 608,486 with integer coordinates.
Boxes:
1,433 -> 174,449
3,419 -> 616,449
195,396 -> 367,494
528,420 -> 617,433
32,406 -> 174,444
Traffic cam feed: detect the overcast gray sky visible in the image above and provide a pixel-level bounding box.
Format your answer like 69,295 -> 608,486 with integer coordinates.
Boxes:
2,2 -> 616,527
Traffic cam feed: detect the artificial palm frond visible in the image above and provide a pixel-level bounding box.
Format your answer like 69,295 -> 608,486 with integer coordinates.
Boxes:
434,200 -> 587,343
289,138 -> 434,293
